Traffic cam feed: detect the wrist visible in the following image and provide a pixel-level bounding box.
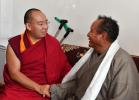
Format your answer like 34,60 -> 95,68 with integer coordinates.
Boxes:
34,84 -> 41,93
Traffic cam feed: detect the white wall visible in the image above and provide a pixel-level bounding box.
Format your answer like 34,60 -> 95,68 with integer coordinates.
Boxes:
0,0 -> 139,55
0,0 -> 13,39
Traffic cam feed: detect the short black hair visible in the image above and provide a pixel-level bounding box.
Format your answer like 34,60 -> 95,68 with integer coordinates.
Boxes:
97,15 -> 119,42
24,8 -> 41,24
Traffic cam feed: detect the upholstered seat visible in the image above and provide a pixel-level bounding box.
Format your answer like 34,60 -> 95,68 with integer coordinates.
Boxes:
0,45 -> 6,83
0,44 -> 139,98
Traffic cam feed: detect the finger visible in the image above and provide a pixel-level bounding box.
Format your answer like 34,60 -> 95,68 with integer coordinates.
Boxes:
46,92 -> 50,97
43,94 -> 45,98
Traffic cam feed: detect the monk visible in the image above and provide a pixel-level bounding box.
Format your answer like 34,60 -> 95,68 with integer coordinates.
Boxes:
0,8 -> 71,100
45,16 -> 138,100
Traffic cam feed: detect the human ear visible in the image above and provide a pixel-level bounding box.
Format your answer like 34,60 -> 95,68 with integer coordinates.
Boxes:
26,23 -> 31,31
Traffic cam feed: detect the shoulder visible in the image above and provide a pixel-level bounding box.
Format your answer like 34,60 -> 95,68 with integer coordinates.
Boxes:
8,35 -> 21,45
111,48 -> 137,76
8,35 -> 21,51
8,35 -> 21,59
113,48 -> 134,65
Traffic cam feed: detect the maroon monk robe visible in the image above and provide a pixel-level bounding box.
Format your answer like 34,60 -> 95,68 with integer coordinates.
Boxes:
0,32 -> 71,100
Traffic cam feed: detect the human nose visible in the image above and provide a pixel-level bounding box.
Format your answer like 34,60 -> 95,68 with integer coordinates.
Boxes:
43,23 -> 48,29
87,32 -> 90,37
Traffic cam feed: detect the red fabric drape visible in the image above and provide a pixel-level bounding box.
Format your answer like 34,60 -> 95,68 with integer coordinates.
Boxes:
0,33 -> 71,100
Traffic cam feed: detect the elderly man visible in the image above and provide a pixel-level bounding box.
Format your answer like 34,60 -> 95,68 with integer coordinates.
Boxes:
0,8 -> 71,100
45,16 -> 138,100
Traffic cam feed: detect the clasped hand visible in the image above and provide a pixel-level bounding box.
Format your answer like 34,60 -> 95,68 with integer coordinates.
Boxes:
37,84 -> 51,98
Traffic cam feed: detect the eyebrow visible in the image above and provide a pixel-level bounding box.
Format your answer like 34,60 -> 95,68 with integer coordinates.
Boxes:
37,20 -> 48,23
